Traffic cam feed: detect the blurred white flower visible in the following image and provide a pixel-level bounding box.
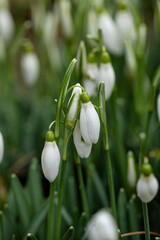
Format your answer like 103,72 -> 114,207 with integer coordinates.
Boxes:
66,83 -> 82,127
98,62 -> 115,100
137,173 -> 159,203
21,52 -> 40,87
0,7 -> 14,44
80,93 -> 100,144
0,132 -> 4,163
98,12 -> 123,56
41,140 -> 60,182
86,209 -> 118,240
127,151 -> 137,188
73,120 -> 92,158
115,9 -> 136,43
59,0 -> 73,38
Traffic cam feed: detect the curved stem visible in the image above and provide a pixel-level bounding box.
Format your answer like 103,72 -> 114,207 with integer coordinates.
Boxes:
121,231 -> 160,238
49,121 -> 56,131
142,203 -> 150,240
47,181 -> 55,240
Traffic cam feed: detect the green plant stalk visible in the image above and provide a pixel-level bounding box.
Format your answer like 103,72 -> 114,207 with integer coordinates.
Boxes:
47,181 -> 55,240
142,203 -> 150,240
105,149 -> 117,221
74,150 -> 89,220
55,160 -> 67,240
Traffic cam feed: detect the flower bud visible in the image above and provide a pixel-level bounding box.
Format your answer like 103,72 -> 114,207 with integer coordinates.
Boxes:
73,120 -> 92,158
127,151 -> 137,189
80,93 -> 100,144
0,5 -> 14,45
86,209 -> 118,240
98,11 -> 123,56
41,131 -> 60,182
136,164 -> 159,203
65,83 -> 82,129
99,52 -> 115,100
0,132 -> 4,163
21,50 -> 40,87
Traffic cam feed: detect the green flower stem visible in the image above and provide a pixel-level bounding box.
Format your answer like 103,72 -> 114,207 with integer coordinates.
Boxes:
110,90 -> 126,187
0,211 -> 3,240
98,83 -> 117,221
142,203 -> 150,240
105,149 -> 117,221
55,159 -> 67,240
74,150 -> 89,220
47,181 -> 55,240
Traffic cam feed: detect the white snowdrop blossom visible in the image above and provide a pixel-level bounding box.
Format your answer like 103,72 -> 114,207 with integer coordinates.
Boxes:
137,173 -> 159,203
115,9 -> 136,43
127,151 -> 137,188
21,52 -> 40,87
98,62 -> 115,100
80,93 -> 100,144
0,7 -> 14,44
86,209 -> 118,240
41,140 -> 60,182
66,83 -> 82,127
157,93 -> 160,122
73,120 -> 92,158
0,132 -> 4,163
98,12 -> 123,56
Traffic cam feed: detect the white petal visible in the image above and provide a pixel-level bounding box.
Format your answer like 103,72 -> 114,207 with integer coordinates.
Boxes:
86,63 -> 99,81
87,210 -> 118,240
83,78 -> 97,98
0,132 -> 4,163
98,63 -> 115,100
136,174 -> 159,203
21,53 -> 40,87
80,102 -> 100,144
98,12 -> 123,56
73,121 -> 92,158
0,9 -> 14,44
41,141 -> 60,182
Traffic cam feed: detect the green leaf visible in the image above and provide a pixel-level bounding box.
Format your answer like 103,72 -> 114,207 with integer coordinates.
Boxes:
26,233 -> 38,240
61,226 -> 74,240
75,212 -> 87,239
11,174 -> 31,229
55,58 -> 77,139
26,158 -> 43,212
0,211 -> 3,240
117,188 -> 128,233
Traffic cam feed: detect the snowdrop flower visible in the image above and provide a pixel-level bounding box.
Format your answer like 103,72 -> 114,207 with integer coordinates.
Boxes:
98,51 -> 115,100
0,5 -> 15,45
83,52 -> 98,97
59,0 -> 73,38
21,43 -> 40,87
0,132 -> 4,163
157,93 -> 160,122
115,3 -> 136,43
137,163 -> 159,203
86,209 -> 118,240
127,151 -> 137,188
98,11 -> 123,56
80,92 -> 100,144
41,130 -> 60,182
73,120 -> 92,158
66,83 -> 82,128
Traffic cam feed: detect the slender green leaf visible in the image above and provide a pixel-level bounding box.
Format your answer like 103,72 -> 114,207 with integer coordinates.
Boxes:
11,174 -> 31,229
117,188 -> 128,233
0,211 -> 3,240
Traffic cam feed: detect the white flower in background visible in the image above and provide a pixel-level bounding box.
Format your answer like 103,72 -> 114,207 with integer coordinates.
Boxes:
41,131 -> 60,182
86,209 -> 118,240
87,9 -> 98,37
0,132 -> 4,163
99,52 -> 115,100
157,93 -> 160,122
115,5 -> 136,43
80,92 -> 100,144
59,0 -> 73,38
127,151 -> 137,188
66,83 -> 82,128
98,12 -> 123,56
73,120 -> 92,158
0,6 -> 14,45
21,47 -> 40,87
136,163 -> 159,203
